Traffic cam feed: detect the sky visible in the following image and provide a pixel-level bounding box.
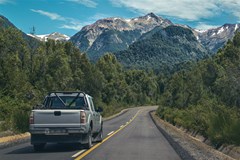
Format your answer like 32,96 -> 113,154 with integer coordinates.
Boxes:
0,0 -> 239,36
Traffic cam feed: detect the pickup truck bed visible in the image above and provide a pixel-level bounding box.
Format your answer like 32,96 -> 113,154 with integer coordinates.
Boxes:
29,92 -> 103,151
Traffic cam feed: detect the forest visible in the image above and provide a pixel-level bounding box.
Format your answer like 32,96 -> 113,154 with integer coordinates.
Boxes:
0,27 -> 240,148
0,27 -> 159,133
157,32 -> 240,147
115,25 -> 209,73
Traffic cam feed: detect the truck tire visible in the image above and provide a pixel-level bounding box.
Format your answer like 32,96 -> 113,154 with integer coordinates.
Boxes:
33,143 -> 45,152
96,126 -> 103,142
85,128 -> 93,149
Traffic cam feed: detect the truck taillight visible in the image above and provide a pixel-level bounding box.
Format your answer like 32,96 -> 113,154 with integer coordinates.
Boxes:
80,111 -> 86,124
29,112 -> 34,124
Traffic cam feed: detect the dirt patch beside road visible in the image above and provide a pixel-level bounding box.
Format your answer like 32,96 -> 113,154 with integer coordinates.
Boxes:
0,132 -> 30,149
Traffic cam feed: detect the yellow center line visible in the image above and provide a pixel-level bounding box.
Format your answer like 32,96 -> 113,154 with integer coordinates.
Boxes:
74,109 -> 142,160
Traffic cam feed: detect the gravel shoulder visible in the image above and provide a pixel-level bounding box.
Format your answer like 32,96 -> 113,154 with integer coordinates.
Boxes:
0,132 -> 30,149
150,111 -> 238,160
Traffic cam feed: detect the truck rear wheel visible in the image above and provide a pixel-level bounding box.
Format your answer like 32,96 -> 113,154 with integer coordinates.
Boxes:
95,126 -> 103,142
85,128 -> 93,149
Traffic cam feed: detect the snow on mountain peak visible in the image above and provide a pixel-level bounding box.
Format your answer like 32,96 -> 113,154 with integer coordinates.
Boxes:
125,19 -> 131,22
235,24 -> 239,31
194,29 -> 207,33
147,15 -> 152,21
217,27 -> 224,34
27,32 -> 70,42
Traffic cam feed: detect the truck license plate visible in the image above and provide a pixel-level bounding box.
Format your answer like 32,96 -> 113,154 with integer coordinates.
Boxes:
45,129 -> 68,135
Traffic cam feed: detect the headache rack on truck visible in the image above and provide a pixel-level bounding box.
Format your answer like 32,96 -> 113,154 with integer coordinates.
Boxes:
48,91 -> 87,106
30,91 -> 103,151
34,91 -> 89,110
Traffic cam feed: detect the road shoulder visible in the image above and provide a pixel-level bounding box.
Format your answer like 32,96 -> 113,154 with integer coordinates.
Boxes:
0,132 -> 30,149
150,111 -> 237,160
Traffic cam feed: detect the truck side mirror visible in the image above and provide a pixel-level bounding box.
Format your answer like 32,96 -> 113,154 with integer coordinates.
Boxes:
96,107 -> 103,113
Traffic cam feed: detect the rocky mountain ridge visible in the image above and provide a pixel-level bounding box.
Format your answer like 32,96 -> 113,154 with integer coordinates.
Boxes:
70,13 -> 240,60
194,24 -> 240,53
70,13 -> 173,60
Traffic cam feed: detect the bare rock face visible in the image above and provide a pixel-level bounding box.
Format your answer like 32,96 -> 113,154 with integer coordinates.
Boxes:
195,24 -> 240,53
70,13 -> 173,60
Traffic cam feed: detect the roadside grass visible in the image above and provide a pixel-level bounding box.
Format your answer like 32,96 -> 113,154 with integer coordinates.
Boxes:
157,105 -> 240,147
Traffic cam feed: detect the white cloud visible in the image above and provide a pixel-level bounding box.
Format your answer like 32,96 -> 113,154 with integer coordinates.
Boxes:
0,0 -> 12,4
110,0 -> 240,22
0,0 -> 7,4
31,9 -> 83,31
60,18 -> 83,30
60,13 -> 110,30
31,9 -> 108,31
60,24 -> 83,30
67,0 -> 97,8
31,9 -> 66,21
195,22 -> 219,30
89,13 -> 109,21
110,0 -> 219,21
220,0 -> 240,22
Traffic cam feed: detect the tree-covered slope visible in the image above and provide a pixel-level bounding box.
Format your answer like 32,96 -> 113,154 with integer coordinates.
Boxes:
157,32 -> 240,147
0,15 -> 15,28
0,15 -> 39,49
115,25 -> 209,72
0,27 -> 159,133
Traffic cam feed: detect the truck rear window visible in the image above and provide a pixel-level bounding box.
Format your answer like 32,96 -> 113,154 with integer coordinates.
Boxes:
47,96 -> 86,109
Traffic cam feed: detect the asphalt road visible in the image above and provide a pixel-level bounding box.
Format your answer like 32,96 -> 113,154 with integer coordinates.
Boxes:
0,106 -> 181,160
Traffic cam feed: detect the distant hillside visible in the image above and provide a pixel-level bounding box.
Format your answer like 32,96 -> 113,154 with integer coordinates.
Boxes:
115,25 -> 209,72
0,15 -> 39,48
0,15 -> 15,28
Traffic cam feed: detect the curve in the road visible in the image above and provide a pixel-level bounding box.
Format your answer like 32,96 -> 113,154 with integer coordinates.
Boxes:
0,106 -> 184,160
74,109 -> 142,160
77,106 -> 182,160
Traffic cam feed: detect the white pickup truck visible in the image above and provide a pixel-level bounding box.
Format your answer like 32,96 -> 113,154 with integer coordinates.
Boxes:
29,92 -> 103,151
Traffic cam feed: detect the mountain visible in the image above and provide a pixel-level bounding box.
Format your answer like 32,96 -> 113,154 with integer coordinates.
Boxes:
115,25 -> 209,72
0,15 -> 15,28
70,13 -> 173,60
0,15 -> 39,48
70,12 -> 240,61
195,24 -> 240,53
28,32 -> 70,42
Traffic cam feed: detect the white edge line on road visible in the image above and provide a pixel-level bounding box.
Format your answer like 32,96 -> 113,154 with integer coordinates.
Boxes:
72,149 -> 86,158
107,131 -> 114,136
120,125 -> 124,128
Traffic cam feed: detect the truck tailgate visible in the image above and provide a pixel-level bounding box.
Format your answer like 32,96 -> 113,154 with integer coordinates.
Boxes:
33,110 -> 81,128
